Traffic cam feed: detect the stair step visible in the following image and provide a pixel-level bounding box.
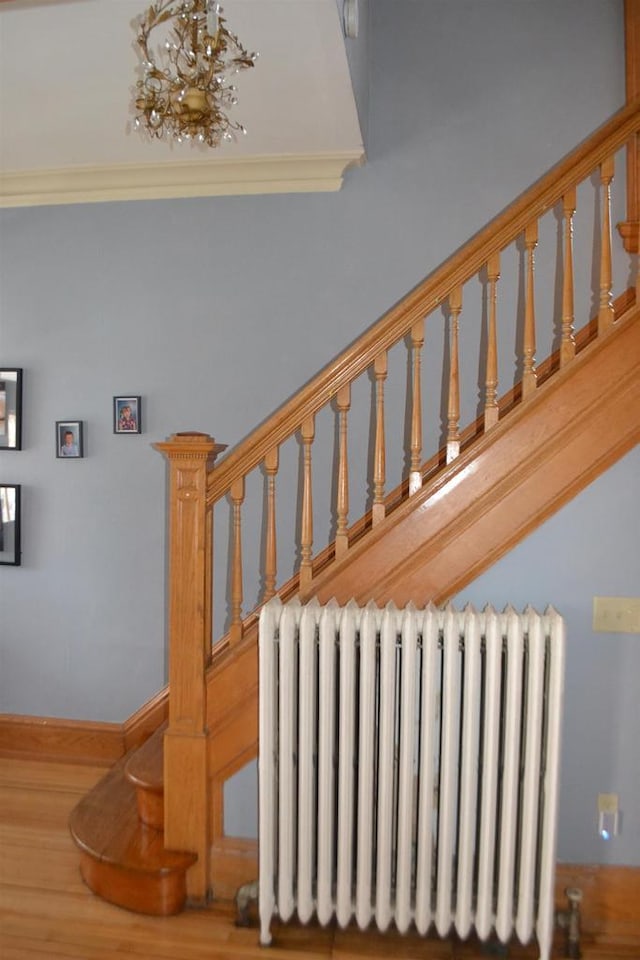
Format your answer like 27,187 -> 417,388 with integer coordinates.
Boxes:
69,749 -> 196,916
125,721 -> 166,829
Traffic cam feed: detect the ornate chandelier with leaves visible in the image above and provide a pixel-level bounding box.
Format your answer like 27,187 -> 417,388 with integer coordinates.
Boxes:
134,0 -> 257,147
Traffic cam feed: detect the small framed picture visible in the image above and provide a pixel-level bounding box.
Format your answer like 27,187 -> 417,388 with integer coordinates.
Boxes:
114,396 -> 141,434
0,368 -> 23,451
56,420 -> 84,459
0,484 -> 21,565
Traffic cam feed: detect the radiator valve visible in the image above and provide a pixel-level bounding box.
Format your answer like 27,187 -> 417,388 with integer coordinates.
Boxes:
557,886 -> 583,959
235,878 -> 259,928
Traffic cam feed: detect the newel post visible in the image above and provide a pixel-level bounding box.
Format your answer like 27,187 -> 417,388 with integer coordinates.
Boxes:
618,0 -> 640,259
154,431 -> 227,902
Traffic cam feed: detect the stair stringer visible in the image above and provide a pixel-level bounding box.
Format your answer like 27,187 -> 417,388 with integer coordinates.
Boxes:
205,307 -> 640,788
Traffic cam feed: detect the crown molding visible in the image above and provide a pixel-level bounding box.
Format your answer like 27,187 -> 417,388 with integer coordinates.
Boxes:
0,151 -> 365,208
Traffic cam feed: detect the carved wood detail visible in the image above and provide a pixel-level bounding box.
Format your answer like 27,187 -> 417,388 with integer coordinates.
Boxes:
409,319 -> 424,494
561,188 -> 577,367
263,447 -> 279,601
484,253 -> 500,429
522,220 -> 538,398
335,384 -> 351,557
299,416 -> 315,587
599,156 -> 615,333
372,351 -> 388,525
446,286 -> 462,462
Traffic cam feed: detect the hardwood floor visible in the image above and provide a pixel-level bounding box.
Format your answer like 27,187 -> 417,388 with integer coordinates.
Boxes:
1,757 -> 638,959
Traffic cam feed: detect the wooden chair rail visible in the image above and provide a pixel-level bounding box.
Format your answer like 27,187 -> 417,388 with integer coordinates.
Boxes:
205,99 -> 640,505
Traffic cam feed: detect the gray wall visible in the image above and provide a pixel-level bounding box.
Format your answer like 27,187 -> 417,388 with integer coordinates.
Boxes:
1,1 -> 636,864
454,444 -> 640,867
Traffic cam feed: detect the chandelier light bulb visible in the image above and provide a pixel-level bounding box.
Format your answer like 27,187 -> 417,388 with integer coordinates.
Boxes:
134,0 -> 256,148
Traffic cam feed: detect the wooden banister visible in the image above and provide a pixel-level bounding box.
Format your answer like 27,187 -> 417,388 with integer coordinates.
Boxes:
157,102 -> 640,904
205,101 -> 640,505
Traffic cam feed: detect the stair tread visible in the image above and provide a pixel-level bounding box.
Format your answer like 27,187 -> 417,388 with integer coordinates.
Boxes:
125,721 -> 166,792
70,752 -> 195,874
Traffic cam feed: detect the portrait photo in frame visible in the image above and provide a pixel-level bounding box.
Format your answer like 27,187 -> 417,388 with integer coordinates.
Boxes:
0,368 -> 23,451
56,421 -> 84,459
113,396 -> 141,434
0,484 -> 21,565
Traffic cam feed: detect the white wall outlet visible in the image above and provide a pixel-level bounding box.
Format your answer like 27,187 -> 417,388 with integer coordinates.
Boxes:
593,596 -> 640,633
598,793 -> 618,814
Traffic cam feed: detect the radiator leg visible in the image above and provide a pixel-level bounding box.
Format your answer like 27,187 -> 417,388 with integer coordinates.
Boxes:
259,918 -> 273,947
258,889 -> 273,948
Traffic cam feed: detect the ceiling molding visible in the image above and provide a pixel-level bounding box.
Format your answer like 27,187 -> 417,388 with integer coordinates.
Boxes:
0,0 -> 365,207
0,152 -> 365,208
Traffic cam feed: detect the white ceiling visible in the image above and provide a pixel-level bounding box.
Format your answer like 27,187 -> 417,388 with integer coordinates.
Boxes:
0,0 -> 365,206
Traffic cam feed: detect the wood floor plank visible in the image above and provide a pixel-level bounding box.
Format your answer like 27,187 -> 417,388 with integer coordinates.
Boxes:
1,757 -> 638,959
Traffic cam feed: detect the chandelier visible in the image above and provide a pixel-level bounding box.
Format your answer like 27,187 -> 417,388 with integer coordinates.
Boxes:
134,1 -> 257,147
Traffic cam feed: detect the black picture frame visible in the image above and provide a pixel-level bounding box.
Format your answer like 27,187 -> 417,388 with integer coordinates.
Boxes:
0,368 -> 23,450
0,484 -> 21,565
56,420 -> 84,459
113,396 -> 142,434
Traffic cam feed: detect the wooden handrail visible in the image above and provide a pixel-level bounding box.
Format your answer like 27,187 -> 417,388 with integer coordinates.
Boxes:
207,99 -> 640,505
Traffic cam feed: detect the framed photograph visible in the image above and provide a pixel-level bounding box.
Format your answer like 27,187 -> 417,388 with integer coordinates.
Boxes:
114,396 -> 141,434
0,484 -> 21,565
56,420 -> 84,459
0,368 -> 23,451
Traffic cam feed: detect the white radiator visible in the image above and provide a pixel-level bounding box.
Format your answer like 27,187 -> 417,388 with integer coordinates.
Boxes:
258,598 -> 565,958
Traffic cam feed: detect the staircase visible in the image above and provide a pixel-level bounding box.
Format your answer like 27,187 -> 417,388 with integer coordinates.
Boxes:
70,100 -> 640,915
69,723 -> 196,915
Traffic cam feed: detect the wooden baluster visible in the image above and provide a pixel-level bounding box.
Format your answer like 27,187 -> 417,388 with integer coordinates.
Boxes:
372,351 -> 388,526
409,318 -> 425,495
599,155 -> 615,333
263,446 -> 279,601
229,476 -> 245,646
522,221 -> 538,398
300,416 -> 315,587
560,187 -> 577,367
335,384 -> 351,558
446,286 -> 462,464
484,253 -> 500,430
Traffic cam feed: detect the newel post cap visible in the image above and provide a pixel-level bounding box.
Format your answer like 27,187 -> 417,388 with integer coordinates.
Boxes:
153,431 -> 228,465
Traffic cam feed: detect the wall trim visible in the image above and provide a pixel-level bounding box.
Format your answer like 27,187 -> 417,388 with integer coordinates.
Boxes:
0,691 -> 170,765
209,843 -> 640,933
555,863 -> 640,936
0,152 -> 365,208
0,714 -> 125,766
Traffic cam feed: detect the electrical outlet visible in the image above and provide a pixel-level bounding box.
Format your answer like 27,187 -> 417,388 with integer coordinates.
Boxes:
598,793 -> 619,839
598,793 -> 618,815
593,596 -> 640,633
